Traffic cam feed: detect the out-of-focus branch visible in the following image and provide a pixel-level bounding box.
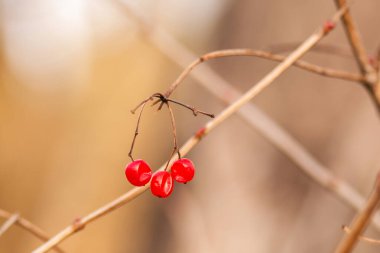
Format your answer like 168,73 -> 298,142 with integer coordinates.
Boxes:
163,49 -> 364,98
334,174 -> 380,253
0,213 -> 19,236
32,6 -> 348,253
0,208 -> 64,253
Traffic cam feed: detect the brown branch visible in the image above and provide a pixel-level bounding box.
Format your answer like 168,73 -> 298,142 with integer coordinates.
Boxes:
0,208 -> 64,253
32,7 -> 348,253
267,42 -> 353,58
334,0 -> 377,83
343,225 -> 380,245
164,48 -> 364,98
334,173 -> 380,253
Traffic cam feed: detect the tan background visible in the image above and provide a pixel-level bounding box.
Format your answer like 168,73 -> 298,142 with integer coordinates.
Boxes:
1,0 -> 380,252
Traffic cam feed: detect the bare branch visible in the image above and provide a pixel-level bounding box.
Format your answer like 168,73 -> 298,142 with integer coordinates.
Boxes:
0,208 -> 64,253
267,42 -> 353,58
334,173 -> 380,253
334,0 -> 377,83
163,49 -> 364,98
343,225 -> 380,245
32,7 -> 348,253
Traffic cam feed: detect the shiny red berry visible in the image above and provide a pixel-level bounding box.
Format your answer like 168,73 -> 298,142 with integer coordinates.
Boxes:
125,159 -> 152,186
150,171 -> 174,198
171,158 -> 195,183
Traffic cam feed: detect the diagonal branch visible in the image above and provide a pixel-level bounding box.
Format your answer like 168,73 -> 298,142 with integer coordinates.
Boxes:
334,173 -> 380,253
0,208 -> 64,253
0,213 -> 19,236
32,7 -> 348,253
334,0 -> 376,83
267,42 -> 353,58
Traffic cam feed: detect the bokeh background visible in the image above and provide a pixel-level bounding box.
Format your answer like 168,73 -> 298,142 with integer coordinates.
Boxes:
1,0 -> 380,252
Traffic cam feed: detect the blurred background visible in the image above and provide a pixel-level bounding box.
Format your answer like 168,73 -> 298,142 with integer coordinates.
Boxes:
1,0 -> 380,252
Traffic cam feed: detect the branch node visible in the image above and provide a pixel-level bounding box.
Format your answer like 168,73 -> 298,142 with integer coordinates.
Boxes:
323,20 -> 336,34
195,127 -> 206,140
72,218 -> 85,232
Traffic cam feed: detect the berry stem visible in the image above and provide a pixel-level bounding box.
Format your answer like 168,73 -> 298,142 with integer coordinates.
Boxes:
128,99 -> 150,161
164,102 -> 181,170
165,98 -> 214,118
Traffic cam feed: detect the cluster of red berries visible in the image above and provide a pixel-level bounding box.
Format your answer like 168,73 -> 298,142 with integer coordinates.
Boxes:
125,158 -> 195,198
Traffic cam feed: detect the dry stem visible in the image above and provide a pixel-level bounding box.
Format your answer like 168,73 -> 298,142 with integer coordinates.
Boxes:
32,7 -> 348,253
128,99 -> 148,161
267,42 -> 353,58
334,173 -> 380,253
343,225 -> 380,245
164,48 -> 364,98
164,102 -> 180,170
334,0 -> 376,82
0,208 -> 64,253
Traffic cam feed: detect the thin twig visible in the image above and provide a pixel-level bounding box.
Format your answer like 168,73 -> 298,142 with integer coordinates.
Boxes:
164,48 -> 364,98
334,0 -> 377,83
343,225 -> 380,245
164,102 -> 180,170
0,208 -> 64,253
267,42 -> 353,58
32,7 -> 348,253
128,98 -> 150,161
0,213 -> 19,236
165,98 -> 215,118
334,173 -> 380,253
112,0 -> 363,87
333,0 -> 380,115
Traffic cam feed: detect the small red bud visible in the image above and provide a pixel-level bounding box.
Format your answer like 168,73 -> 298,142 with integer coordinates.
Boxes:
323,20 -> 335,34
195,127 -> 206,140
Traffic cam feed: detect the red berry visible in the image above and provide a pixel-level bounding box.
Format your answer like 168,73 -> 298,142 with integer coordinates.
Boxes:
125,159 -> 152,186
150,171 -> 174,198
171,158 -> 195,183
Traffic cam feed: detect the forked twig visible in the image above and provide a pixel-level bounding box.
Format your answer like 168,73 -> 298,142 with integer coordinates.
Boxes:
128,93 -> 213,162
334,0 -> 376,82
343,225 -> 380,245
334,173 -> 380,253
32,7 -> 348,253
